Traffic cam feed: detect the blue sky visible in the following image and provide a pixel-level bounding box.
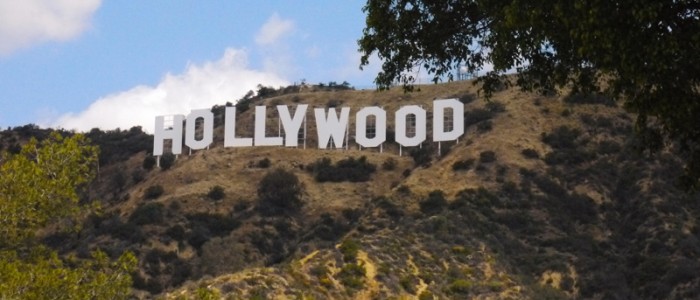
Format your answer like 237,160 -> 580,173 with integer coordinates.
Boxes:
0,1 -> 383,132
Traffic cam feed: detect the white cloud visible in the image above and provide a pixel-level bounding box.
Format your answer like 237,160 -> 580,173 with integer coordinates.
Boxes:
333,47 -> 383,88
0,0 -> 101,56
254,13 -> 294,46
50,48 -> 289,133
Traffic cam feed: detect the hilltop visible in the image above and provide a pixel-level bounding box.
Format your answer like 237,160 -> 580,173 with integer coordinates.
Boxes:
2,79 -> 700,299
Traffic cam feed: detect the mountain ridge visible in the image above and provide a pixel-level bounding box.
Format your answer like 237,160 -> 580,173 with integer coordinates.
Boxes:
2,79 -> 699,299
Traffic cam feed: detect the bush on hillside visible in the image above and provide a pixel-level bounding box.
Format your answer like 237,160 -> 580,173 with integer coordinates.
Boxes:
144,185 -> 164,199
257,168 -> 303,215
521,148 -> 540,159
452,159 -> 475,171
309,156 -> 376,182
479,151 -> 497,163
160,153 -> 176,170
256,158 -> 271,168
420,190 -> 448,215
409,145 -> 434,167
129,202 -> 165,225
143,156 -> 156,170
207,185 -> 225,200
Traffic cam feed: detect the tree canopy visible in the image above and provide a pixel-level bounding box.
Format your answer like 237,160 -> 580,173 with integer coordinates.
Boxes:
0,132 -> 135,298
359,0 -> 700,188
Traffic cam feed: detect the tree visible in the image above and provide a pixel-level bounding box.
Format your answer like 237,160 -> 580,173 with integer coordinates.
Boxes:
0,132 -> 135,298
359,0 -> 700,188
0,133 -> 98,245
160,152 -> 176,170
257,168 -> 303,215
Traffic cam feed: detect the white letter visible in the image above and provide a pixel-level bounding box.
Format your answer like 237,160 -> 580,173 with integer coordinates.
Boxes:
355,106 -> 386,148
254,106 -> 283,146
314,107 -> 350,149
153,115 -> 184,155
395,105 -> 426,147
278,104 -> 307,147
185,109 -> 214,150
433,99 -> 464,141
224,106 -> 253,147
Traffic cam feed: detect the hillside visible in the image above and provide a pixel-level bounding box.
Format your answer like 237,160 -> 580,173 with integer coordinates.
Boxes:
3,79 -> 700,299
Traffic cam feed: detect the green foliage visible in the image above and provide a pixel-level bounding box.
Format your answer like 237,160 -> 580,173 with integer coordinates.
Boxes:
409,145 -> 434,167
359,0 -> 700,188
479,151 -> 497,163
452,158 -> 475,171
419,190 -> 447,215
129,202 -> 165,225
185,212 -> 240,237
0,132 -> 135,298
542,126 -> 582,149
338,263 -> 366,290
256,157 -> 271,168
159,152 -> 176,170
195,287 -> 221,300
0,133 -> 98,246
521,148 -> 540,159
207,185 -> 225,200
144,184 -> 164,199
0,249 -> 136,300
339,238 -> 361,262
143,155 -> 156,170
308,156 -> 377,182
85,126 -> 152,165
418,290 -> 434,300
257,168 -> 303,215
449,279 -> 474,294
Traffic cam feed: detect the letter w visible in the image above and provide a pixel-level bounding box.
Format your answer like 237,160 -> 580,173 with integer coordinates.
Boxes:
314,107 -> 349,149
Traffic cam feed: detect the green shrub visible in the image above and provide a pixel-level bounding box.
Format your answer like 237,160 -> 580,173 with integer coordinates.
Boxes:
144,185 -> 164,199
257,168 -> 303,215
409,146 -> 433,167
419,190 -> 447,215
452,159 -> 475,171
338,263 -> 365,290
449,279 -> 474,294
256,158 -> 271,168
207,185 -> 225,200
598,140 -> 622,155
479,151 -> 497,163
542,126 -> 581,149
160,152 -> 176,170
186,213 -> 240,237
400,275 -> 418,294
339,238 -> 361,262
166,225 -> 186,241
129,202 -> 165,225
143,156 -> 156,170
418,290 -> 434,300
309,156 -> 376,182
521,148 -> 540,159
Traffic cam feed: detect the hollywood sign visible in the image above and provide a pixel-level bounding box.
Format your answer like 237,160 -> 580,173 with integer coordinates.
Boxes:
153,99 -> 465,156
